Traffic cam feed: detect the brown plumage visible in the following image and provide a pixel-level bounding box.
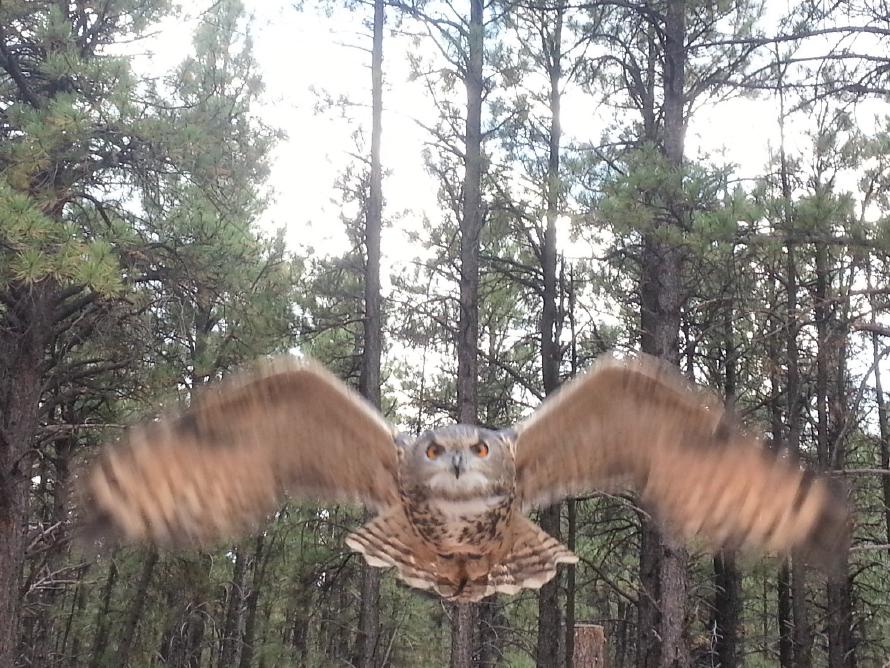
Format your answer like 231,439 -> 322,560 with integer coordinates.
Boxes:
80,353 -> 851,601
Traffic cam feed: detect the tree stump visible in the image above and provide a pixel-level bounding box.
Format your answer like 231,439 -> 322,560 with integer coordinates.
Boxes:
572,624 -> 606,667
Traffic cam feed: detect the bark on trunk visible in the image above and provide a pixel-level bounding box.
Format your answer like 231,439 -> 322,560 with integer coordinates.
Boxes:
455,0 -> 483,430
774,72 -> 812,668
874,331 -> 890,545
220,546 -> 247,668
0,282 -> 52,667
827,571 -> 854,668
536,503 -> 562,666
356,1 -> 386,663
778,562 -> 793,668
867,259 -> 890,544
66,580 -> 89,666
637,2 -> 688,665
784,229 -> 812,668
451,0 -> 484,664
817,247 -> 854,668
787,263 -> 812,668
769,282 -> 793,668
238,534 -> 266,668
564,498 -> 577,668
87,556 -> 118,668
713,306 -> 741,666
536,5 -> 565,663
713,553 -> 740,667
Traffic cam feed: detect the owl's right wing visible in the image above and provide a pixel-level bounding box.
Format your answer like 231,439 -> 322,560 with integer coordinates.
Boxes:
80,358 -> 400,547
512,353 -> 850,566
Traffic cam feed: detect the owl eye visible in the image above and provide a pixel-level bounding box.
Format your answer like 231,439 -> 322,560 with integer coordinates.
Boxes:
426,443 -> 445,460
471,442 -> 489,458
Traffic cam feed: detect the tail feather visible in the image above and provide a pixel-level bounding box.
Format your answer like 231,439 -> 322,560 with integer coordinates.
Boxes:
345,510 -> 439,592
450,517 -> 578,602
488,517 -> 577,594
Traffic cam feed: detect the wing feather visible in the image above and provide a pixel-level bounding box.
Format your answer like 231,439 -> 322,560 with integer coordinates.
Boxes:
513,353 -> 850,566
81,357 -> 400,547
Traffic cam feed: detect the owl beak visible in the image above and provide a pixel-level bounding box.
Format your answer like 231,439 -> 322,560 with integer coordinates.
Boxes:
451,452 -> 465,479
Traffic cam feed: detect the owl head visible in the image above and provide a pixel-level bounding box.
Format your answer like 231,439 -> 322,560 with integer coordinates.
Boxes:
397,425 -> 515,498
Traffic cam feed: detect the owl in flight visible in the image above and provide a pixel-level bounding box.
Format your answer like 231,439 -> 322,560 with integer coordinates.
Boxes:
82,353 -> 849,601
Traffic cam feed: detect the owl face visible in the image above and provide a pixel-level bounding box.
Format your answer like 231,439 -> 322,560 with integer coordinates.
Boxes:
398,425 -> 515,500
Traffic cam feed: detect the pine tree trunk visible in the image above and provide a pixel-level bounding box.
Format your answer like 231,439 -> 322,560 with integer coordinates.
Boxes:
456,0 -> 483,431
66,580 -> 89,666
827,572 -> 853,668
116,549 -> 159,666
637,235 -> 686,668
637,10 -> 688,668
564,498 -> 577,668
786,245 -> 811,666
22,429 -> 77,667
564,277 -> 578,668
185,558 -> 211,668
536,504 -> 562,667
451,0 -> 484,664
868,257 -> 890,545
58,577 -> 83,664
238,534 -> 266,668
357,0 -> 386,663
536,6 -> 565,662
821,251 -> 854,667
713,305 -> 741,666
0,284 -> 52,667
773,70 -> 813,668
220,546 -> 247,667
477,598 -> 501,667
713,553 -> 740,667
637,517 -> 660,668
637,1 -> 688,665
786,244 -> 812,667
778,563 -> 793,667
790,562 -> 811,667
769,282 -> 793,668
785,240 -> 812,668
88,556 -> 119,668
874,331 -> 890,545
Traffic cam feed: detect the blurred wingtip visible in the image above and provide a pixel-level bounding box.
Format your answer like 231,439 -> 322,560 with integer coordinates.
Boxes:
69,506 -> 121,563
795,476 -> 853,574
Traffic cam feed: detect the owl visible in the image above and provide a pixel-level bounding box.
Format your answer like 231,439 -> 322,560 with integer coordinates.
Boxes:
81,353 -> 850,601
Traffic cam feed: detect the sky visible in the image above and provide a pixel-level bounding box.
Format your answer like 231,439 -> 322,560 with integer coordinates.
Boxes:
142,1 -> 801,251
142,0 -> 886,260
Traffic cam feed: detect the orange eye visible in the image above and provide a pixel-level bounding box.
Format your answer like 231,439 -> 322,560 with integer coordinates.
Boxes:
426,443 -> 444,460
471,442 -> 489,457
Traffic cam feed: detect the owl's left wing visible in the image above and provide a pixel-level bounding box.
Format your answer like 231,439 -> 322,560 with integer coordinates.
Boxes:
81,357 -> 400,547
512,353 -> 850,565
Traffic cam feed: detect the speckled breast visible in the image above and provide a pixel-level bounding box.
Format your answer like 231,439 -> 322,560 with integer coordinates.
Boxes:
401,486 -> 515,555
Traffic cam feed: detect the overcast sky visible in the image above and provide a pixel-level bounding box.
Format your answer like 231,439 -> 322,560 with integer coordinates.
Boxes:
143,0 -> 884,263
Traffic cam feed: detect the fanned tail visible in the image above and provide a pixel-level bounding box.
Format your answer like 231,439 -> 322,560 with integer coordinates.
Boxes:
347,513 -> 577,602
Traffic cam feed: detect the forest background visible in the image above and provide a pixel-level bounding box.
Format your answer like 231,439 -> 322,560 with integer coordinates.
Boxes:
2,0 -> 890,667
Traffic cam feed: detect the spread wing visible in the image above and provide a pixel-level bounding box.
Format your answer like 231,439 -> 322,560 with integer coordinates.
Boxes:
80,357 -> 400,547
513,353 -> 850,565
